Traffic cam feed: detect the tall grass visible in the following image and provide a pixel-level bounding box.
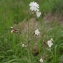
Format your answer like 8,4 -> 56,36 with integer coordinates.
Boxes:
0,0 -> 63,63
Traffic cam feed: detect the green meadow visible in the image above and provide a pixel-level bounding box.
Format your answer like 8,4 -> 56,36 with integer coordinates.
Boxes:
0,0 -> 63,63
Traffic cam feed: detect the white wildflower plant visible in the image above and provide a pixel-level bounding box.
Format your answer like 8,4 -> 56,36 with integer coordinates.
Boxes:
47,38 -> 53,47
35,29 -> 40,35
29,1 -> 41,18
39,58 -> 43,63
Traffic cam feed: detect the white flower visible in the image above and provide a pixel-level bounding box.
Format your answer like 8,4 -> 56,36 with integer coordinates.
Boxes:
29,1 -> 39,11
39,58 -> 43,63
35,29 -> 40,35
10,26 -> 13,29
36,11 -> 41,18
30,7 -> 39,12
11,30 -> 14,33
51,38 -> 53,41
47,38 -> 53,47
22,44 -> 27,47
29,1 -> 39,8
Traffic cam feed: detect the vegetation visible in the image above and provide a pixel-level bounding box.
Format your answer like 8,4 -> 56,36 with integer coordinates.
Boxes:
0,0 -> 63,63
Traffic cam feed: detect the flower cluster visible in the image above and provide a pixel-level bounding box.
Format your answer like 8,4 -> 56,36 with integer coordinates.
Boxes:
29,1 -> 39,12
29,1 -> 41,18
